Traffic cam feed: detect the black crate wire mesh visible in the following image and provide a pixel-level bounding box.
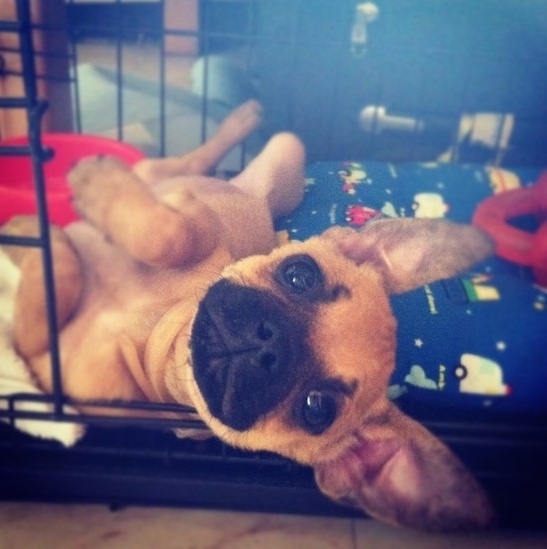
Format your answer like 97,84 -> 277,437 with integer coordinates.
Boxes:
1,0 -> 547,528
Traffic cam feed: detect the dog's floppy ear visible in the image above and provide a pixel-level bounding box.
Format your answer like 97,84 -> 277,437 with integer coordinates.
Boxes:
323,219 -> 494,293
314,404 -> 496,531
317,219 -> 495,529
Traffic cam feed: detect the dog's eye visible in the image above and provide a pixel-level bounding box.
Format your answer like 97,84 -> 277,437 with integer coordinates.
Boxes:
301,390 -> 337,435
276,254 -> 323,295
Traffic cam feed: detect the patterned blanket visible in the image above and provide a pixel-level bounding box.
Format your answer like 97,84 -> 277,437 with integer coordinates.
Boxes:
276,161 -> 547,420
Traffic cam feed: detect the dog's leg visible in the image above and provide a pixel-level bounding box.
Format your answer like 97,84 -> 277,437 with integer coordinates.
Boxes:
68,156 -> 220,269
1,216 -> 83,358
133,99 -> 263,185
229,132 -> 306,218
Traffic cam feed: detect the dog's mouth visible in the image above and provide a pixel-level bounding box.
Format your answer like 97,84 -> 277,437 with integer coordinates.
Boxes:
190,279 -> 300,431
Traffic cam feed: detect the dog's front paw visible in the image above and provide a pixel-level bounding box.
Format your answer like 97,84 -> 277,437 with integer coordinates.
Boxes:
217,99 -> 263,144
68,155 -> 129,193
68,156 -> 132,224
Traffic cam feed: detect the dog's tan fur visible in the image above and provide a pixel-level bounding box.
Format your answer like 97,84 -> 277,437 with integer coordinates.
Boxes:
189,238 -> 397,463
2,100 -> 496,531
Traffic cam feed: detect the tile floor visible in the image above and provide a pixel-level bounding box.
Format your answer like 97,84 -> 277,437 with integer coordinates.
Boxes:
0,502 -> 546,549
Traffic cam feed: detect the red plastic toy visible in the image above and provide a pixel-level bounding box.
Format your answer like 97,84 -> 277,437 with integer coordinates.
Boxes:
0,133 -> 145,227
473,170 -> 547,286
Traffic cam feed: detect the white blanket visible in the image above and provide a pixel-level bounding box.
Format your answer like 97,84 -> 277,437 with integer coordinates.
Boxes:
0,249 -> 84,446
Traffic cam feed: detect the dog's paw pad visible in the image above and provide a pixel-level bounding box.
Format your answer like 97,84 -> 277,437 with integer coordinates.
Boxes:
217,99 -> 263,143
67,156 -> 131,221
68,155 -> 129,190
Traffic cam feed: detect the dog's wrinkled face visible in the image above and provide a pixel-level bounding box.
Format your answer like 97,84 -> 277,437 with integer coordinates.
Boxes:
184,219 -> 497,531
189,237 -> 395,463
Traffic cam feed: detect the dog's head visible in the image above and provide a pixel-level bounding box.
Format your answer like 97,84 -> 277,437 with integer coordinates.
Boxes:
185,218 -> 496,531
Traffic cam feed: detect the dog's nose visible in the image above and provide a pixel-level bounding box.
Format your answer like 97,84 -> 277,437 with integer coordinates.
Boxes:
246,317 -> 288,374
191,279 -> 302,431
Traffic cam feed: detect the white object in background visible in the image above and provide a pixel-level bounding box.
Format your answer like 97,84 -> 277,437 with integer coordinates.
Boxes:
0,250 -> 85,446
359,105 -> 424,133
457,113 -> 514,149
360,105 -> 515,165
442,112 -> 514,164
351,2 -> 379,57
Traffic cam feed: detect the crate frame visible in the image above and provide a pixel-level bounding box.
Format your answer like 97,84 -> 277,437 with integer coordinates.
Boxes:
1,0 -> 546,529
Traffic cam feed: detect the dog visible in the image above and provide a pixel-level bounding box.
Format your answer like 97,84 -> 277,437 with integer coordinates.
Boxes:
1,100 -> 495,531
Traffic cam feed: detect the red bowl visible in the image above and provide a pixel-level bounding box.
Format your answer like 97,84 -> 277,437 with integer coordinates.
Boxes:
0,133 -> 145,227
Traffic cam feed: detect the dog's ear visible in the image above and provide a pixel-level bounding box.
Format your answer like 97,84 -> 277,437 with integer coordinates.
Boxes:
323,219 -> 494,293
314,403 -> 496,531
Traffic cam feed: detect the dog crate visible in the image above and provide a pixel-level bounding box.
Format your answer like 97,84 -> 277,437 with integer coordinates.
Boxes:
1,0 -> 547,529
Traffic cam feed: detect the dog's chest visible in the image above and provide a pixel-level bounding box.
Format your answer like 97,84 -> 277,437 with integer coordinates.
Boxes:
67,221 -> 220,312
63,221 -> 231,379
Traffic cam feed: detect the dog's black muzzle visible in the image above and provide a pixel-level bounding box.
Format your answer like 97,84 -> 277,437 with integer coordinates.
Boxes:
191,279 -> 303,431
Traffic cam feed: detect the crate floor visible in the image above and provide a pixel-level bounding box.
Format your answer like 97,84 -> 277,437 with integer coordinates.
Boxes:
1,502 -> 546,549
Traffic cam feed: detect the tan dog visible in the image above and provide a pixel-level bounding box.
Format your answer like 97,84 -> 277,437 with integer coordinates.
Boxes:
2,101 -> 495,531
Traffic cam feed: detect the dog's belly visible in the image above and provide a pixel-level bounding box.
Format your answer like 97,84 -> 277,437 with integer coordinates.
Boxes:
28,221 -> 231,412
155,176 -> 279,260
29,300 -> 155,408
29,293 -> 203,417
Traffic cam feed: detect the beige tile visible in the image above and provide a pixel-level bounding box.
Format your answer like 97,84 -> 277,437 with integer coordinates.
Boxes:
0,503 -> 354,549
353,517 -> 547,549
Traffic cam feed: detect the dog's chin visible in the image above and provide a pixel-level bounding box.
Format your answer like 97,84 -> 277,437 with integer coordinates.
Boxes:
181,364 -> 357,466
182,366 -> 258,448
